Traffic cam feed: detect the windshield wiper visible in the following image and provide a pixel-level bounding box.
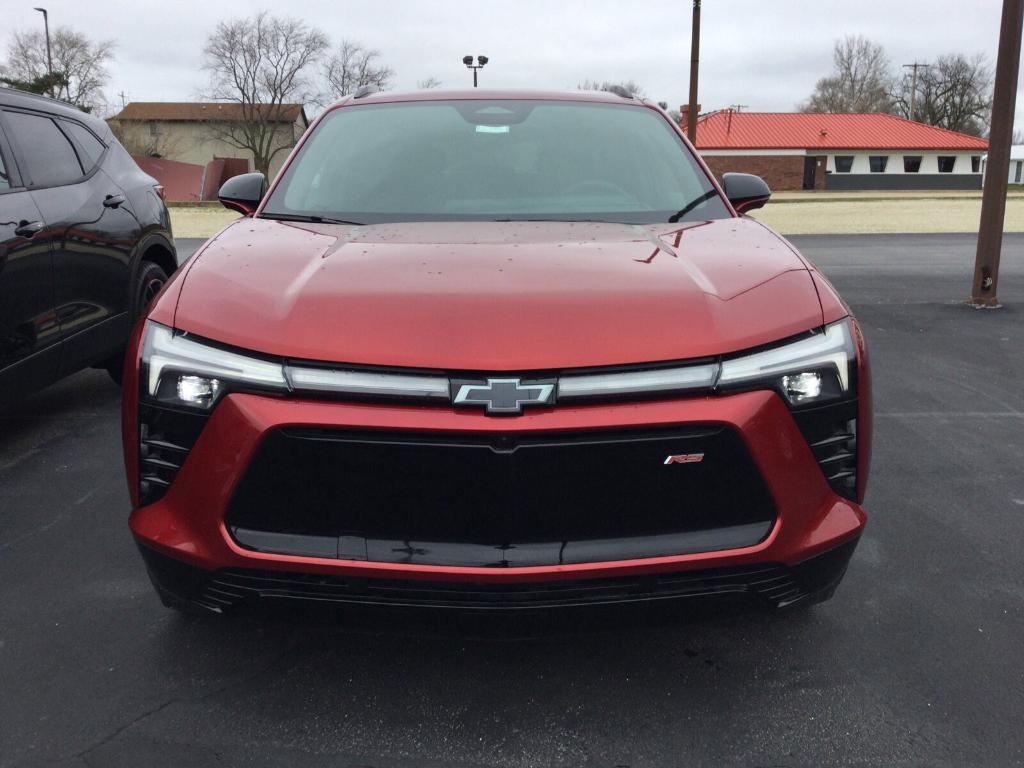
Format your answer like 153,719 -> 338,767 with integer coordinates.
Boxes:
668,190 -> 720,223
260,212 -> 364,226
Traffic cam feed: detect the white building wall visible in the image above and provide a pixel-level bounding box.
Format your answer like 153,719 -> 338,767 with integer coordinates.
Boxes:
1005,146 -> 1024,184
825,151 -> 981,175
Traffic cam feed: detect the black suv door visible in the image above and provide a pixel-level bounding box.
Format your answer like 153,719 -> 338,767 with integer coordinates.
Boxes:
3,108 -> 140,375
0,113 -> 58,401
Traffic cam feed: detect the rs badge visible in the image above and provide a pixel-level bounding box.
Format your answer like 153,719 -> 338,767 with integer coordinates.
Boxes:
664,453 -> 704,465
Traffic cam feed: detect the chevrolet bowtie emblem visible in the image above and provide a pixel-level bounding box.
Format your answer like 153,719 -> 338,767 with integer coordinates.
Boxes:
451,378 -> 556,415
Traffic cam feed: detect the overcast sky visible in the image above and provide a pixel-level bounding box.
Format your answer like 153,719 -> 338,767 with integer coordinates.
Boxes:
6,0 -> 1020,127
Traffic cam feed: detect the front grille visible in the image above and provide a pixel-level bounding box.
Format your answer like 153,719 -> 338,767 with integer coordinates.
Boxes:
793,400 -> 858,500
139,536 -> 861,614
225,426 -> 776,567
138,404 -> 208,505
198,563 -> 802,611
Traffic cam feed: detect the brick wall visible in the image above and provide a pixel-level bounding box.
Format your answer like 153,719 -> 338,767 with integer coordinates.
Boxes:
700,155 -> 810,191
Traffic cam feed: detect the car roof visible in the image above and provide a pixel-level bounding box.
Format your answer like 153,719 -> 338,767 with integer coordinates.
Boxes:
337,88 -> 651,108
0,86 -> 109,132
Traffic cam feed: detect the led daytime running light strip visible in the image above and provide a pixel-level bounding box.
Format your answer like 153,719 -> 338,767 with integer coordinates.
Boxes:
142,319 -> 852,405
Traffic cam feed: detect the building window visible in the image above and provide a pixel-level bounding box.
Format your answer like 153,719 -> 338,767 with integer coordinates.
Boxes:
904,156 -> 922,173
834,155 -> 854,173
971,156 -> 981,173
869,156 -> 888,173
149,122 -> 162,137
937,156 -> 956,173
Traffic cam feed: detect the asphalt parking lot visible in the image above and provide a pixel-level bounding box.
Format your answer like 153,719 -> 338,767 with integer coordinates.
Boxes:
1,233 -> 1022,767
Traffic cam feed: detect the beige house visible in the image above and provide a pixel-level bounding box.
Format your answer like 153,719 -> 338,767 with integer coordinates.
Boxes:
108,102 -> 309,179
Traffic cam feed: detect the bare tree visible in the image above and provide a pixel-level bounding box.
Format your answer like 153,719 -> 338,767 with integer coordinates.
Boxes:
3,27 -> 113,111
417,76 -> 442,89
801,35 -> 894,113
892,54 -> 992,136
577,80 -> 645,98
201,12 -> 328,176
324,40 -> 394,97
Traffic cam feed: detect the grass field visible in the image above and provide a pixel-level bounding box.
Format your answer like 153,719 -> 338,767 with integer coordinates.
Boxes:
751,195 -> 1024,235
169,192 -> 1024,239
170,206 -> 240,238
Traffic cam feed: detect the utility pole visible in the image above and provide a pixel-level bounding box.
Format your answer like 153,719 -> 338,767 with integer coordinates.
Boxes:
687,0 -> 701,143
33,7 -> 53,96
971,0 -> 1023,307
902,62 -> 928,121
118,91 -> 127,109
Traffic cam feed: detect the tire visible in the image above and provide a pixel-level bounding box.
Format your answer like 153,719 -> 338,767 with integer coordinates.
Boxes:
107,260 -> 169,385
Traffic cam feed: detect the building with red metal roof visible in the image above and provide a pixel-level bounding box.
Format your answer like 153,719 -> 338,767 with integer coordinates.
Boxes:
108,102 -> 308,199
684,110 -> 988,191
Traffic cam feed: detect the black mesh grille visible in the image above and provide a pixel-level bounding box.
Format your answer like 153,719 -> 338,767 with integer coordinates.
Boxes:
138,404 -> 208,506
225,426 -> 776,567
199,564 -> 802,611
138,536 -> 861,614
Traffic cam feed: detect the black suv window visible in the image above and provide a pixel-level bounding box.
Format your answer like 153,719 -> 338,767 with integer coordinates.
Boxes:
62,120 -> 106,172
6,111 -> 84,188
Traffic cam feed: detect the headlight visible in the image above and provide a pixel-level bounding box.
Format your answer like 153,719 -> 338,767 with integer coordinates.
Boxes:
717,319 -> 856,407
139,318 -> 857,412
140,322 -> 287,409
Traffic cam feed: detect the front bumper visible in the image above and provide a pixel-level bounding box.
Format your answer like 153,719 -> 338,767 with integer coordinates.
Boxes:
129,389 -> 866,612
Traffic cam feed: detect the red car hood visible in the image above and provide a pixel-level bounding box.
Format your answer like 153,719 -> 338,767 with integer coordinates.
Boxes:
171,216 -> 823,370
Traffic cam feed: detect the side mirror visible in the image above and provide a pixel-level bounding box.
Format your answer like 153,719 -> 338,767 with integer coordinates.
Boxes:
722,173 -> 771,214
218,172 -> 267,216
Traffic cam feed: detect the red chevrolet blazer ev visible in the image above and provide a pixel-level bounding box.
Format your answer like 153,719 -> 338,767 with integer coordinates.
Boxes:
122,89 -> 871,615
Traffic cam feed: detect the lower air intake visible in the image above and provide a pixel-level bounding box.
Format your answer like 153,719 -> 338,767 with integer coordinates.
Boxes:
793,400 -> 858,500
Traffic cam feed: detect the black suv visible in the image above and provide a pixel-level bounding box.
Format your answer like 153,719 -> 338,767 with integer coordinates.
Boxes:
0,88 -> 176,402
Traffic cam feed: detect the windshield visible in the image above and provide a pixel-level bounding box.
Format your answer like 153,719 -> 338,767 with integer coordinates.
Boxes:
261,99 -> 731,225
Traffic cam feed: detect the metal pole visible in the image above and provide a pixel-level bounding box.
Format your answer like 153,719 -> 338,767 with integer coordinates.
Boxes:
687,0 -> 701,142
33,8 -> 53,96
473,67 -> 478,88
41,10 -> 52,78
909,66 -> 917,120
902,63 -> 928,121
970,0 -> 1024,307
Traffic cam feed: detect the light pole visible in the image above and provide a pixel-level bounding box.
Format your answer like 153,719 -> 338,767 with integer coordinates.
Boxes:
463,55 -> 488,87
33,8 -> 53,86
